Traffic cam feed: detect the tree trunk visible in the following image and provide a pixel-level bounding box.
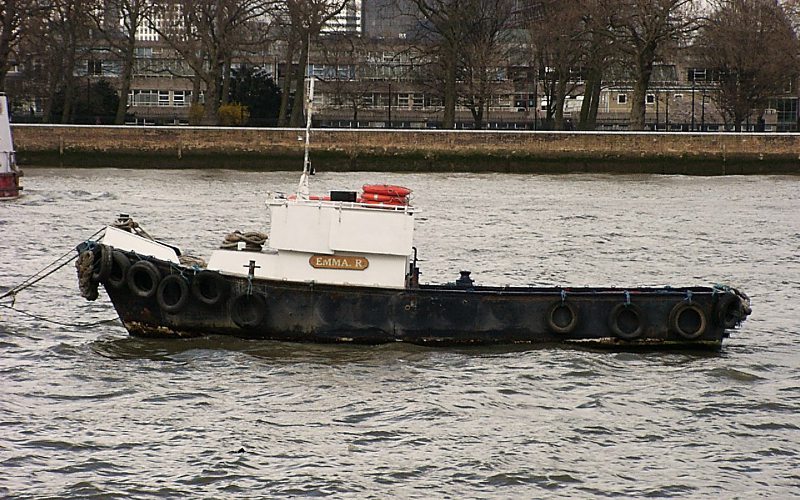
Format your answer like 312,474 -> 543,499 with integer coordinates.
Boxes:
734,112 -> 743,132
61,78 -> 76,123
470,99 -> 484,129
221,56 -> 232,105
278,35 -> 297,126
588,76 -> 601,129
578,74 -> 593,130
442,52 -> 457,129
115,36 -> 136,124
0,0 -> 16,93
201,53 -> 223,125
192,73 -> 202,104
60,38 -> 78,124
43,76 -> 59,121
629,48 -> 655,131
289,35 -> 310,127
201,76 -> 220,125
554,72 -> 567,130
579,68 -> 601,130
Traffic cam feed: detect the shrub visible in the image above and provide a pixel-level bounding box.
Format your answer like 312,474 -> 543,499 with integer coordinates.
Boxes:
218,103 -> 250,126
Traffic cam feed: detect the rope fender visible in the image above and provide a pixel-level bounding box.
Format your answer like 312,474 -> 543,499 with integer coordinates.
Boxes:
76,250 -> 99,301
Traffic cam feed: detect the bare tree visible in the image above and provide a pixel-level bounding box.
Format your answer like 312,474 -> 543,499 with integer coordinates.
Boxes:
151,0 -> 273,125
696,0 -> 799,131
318,36 -> 369,125
781,0 -> 800,32
526,1 -> 589,130
609,0 -> 698,130
275,0 -> 349,127
88,0 -> 155,124
408,0 -> 472,128
46,0 -> 93,123
458,0 -> 515,129
1,1 -> 52,92
577,0 -> 618,130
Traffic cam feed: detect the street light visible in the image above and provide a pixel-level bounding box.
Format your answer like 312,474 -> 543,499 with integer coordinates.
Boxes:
701,91 -> 706,131
691,77 -> 696,131
387,81 -> 392,129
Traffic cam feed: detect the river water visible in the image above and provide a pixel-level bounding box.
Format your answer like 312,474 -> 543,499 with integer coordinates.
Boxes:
1,168 -> 798,498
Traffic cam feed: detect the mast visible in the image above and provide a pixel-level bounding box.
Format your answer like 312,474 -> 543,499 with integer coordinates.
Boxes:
296,76 -> 314,199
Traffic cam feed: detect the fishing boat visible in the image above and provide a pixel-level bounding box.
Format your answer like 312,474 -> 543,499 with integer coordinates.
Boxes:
74,80 -> 751,349
0,93 -> 23,200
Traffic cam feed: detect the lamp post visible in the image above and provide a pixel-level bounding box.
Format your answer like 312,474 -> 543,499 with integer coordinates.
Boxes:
655,90 -> 659,131
87,76 -> 91,117
701,91 -> 706,131
387,81 -> 392,129
691,77 -> 696,131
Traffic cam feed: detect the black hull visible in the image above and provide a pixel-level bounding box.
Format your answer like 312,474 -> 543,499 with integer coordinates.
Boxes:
81,245 -> 750,350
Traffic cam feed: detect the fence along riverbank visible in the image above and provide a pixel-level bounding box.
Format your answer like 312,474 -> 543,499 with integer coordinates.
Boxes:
11,125 -> 800,174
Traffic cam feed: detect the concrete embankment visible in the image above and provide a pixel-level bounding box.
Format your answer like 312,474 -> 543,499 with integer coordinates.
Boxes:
12,124 -> 800,174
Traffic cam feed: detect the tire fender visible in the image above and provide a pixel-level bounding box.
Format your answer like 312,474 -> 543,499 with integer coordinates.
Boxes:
157,274 -> 190,313
106,250 -> 131,289
91,245 -> 112,282
547,301 -> 578,334
127,260 -> 161,299
669,302 -> 708,340
608,303 -> 645,340
230,293 -> 266,329
192,271 -> 229,306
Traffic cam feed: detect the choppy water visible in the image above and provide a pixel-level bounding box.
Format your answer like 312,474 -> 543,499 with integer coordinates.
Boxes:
1,169 -> 798,498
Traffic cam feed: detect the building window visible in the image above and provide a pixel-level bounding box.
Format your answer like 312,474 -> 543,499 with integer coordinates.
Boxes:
398,93 -> 410,108
689,68 -> 707,82
617,93 -> 627,104
646,94 -> 655,104
132,90 -> 158,106
173,91 -> 189,106
159,91 -> 170,106
88,59 -> 102,76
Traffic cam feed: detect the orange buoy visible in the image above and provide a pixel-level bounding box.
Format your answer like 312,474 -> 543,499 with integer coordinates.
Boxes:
362,184 -> 412,197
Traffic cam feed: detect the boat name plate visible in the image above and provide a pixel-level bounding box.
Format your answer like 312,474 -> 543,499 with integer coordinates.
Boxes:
309,255 -> 369,271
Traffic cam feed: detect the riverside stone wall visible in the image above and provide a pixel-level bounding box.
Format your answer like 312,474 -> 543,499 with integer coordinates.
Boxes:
12,124 -> 800,174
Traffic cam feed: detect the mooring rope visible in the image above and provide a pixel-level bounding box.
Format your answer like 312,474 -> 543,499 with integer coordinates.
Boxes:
112,214 -> 153,240
0,227 -> 105,301
0,227 -> 119,328
220,231 -> 268,251
0,302 -> 120,328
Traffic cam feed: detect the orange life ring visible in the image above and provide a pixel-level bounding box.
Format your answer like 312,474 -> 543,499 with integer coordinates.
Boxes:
362,184 -> 412,197
360,192 -> 408,203
359,197 -> 408,206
